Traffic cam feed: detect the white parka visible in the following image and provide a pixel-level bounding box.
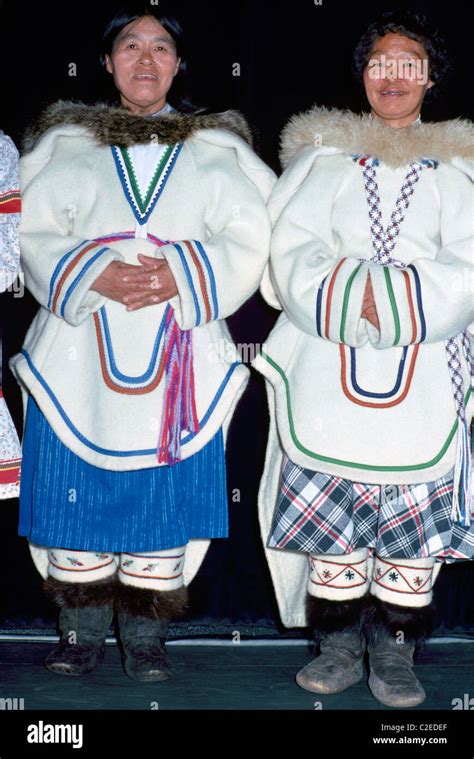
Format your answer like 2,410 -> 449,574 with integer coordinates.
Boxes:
254,107 -> 474,627
9,101 -> 276,581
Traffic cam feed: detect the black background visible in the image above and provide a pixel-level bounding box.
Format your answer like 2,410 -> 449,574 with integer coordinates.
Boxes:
0,0 -> 472,636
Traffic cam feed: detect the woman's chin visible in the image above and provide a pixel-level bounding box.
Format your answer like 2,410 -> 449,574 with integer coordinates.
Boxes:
371,105 -> 419,124
121,97 -> 167,115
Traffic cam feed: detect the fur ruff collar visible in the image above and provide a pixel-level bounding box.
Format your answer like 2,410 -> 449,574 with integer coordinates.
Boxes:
280,106 -> 474,168
23,100 -> 253,153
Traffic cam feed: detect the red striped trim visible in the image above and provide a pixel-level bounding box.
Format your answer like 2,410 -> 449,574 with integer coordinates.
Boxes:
324,258 -> 346,339
401,270 -> 418,344
93,313 -> 167,395
183,240 -> 211,322
0,456 -> 21,466
340,343 -> 419,408
313,560 -> 367,586
0,197 -> 21,213
373,582 -> 431,595
309,578 -> 367,589
52,242 -> 98,313
374,557 -> 433,594
119,568 -> 183,580
49,559 -> 115,572
0,465 -> 20,485
123,553 -> 185,560
375,556 -> 433,572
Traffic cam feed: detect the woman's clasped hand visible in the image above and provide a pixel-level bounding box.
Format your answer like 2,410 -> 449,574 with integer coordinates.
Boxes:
91,253 -> 178,311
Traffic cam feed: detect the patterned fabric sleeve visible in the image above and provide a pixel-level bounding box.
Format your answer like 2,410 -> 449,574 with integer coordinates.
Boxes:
0,394 -> 21,499
0,133 -> 21,293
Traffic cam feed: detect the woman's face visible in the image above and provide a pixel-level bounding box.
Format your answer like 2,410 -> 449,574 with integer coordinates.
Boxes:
363,33 -> 434,128
105,15 -> 181,116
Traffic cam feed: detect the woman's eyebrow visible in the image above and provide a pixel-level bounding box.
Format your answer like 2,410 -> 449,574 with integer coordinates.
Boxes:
118,32 -> 174,44
370,48 -> 424,59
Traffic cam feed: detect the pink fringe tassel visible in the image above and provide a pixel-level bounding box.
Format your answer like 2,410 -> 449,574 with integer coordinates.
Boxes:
157,308 -> 200,465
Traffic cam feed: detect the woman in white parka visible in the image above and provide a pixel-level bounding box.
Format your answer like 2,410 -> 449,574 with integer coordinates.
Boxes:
10,6 -> 275,681
254,10 -> 473,708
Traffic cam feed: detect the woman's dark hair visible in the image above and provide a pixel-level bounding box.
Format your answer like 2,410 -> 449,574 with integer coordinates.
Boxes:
100,3 -> 203,113
352,10 -> 452,100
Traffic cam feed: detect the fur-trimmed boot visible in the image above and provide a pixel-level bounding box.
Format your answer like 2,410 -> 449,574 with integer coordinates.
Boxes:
296,595 -> 368,694
116,584 -> 188,682
365,596 -> 433,708
43,575 -> 117,676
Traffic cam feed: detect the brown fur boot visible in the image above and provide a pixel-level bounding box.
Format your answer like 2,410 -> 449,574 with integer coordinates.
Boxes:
365,596 -> 433,707
43,575 -> 117,676
296,594 -> 369,694
116,584 -> 188,682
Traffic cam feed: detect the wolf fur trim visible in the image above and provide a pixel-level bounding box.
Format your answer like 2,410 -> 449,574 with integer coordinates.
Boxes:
365,595 -> 434,647
280,105 -> 474,168
307,593 -> 370,641
22,100 -> 253,153
115,583 -> 188,620
43,575 -> 118,608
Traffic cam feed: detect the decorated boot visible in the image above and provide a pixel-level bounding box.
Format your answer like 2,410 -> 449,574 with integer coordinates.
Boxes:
365,596 -> 433,708
43,575 -> 117,676
296,594 -> 368,694
116,584 -> 188,682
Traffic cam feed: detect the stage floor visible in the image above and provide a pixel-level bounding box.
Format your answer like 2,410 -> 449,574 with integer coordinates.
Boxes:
0,641 -> 473,711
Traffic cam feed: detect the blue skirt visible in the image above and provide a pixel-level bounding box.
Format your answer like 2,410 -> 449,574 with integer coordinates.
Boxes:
18,395 -> 228,552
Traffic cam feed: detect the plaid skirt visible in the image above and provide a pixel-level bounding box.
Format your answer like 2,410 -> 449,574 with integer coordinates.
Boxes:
268,454 -> 474,562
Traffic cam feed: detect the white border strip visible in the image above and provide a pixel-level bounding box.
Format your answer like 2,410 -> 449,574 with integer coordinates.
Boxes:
0,635 -> 472,646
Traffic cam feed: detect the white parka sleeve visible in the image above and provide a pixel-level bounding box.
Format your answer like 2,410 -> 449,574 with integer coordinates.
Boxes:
0,133 -> 21,293
159,136 -> 275,330
19,137 -> 126,327
367,163 -> 474,349
267,155 -> 369,346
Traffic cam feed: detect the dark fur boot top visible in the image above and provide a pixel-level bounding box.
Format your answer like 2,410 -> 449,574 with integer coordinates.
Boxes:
307,594 -> 370,642
115,584 -> 188,621
365,596 -> 434,647
43,575 -> 118,609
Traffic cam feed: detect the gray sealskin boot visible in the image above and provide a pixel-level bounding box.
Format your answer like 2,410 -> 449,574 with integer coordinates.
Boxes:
296,595 -> 368,694
117,613 -> 174,682
366,597 -> 432,708
116,584 -> 188,682
43,575 -> 117,676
